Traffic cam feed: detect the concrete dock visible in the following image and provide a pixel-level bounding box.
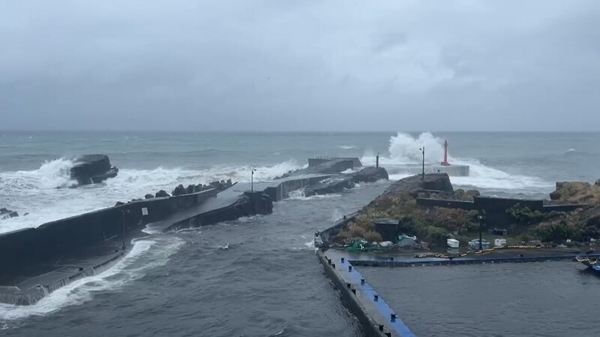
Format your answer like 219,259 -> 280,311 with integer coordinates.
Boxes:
318,249 -> 416,337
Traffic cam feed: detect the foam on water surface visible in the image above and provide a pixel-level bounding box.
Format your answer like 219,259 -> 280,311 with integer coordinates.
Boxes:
0,236 -> 184,321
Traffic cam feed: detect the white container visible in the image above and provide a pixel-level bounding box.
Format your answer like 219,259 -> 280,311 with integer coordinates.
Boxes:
447,238 -> 460,249
494,238 -> 507,248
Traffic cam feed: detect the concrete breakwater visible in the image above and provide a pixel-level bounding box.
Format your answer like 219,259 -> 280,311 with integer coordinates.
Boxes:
0,188 -> 220,305
0,161 -> 389,306
317,250 -> 415,337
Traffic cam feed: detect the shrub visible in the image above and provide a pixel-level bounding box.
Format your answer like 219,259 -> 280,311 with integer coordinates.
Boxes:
364,231 -> 383,242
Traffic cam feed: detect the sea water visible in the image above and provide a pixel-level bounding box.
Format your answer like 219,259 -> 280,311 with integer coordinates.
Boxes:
1,131 -> 599,336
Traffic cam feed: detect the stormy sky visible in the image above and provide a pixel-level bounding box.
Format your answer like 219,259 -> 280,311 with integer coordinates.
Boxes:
1,1 -> 599,132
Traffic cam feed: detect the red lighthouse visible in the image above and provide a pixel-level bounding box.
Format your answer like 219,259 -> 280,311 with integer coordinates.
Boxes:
441,140 -> 450,166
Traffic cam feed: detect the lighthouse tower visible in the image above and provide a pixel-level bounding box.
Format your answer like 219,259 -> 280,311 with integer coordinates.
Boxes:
441,140 -> 450,166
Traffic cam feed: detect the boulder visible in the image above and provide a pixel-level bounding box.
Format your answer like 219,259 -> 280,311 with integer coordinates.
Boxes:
350,167 -> 389,183
466,190 -> 480,197
172,184 -> 186,196
155,190 -> 170,198
70,154 -> 119,186
0,208 -> 18,220
382,173 -> 453,197
549,181 -> 598,204
144,194 -> 154,199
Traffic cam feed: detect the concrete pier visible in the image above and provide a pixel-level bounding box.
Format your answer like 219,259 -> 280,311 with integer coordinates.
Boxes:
317,248 -> 600,336
318,250 -> 416,337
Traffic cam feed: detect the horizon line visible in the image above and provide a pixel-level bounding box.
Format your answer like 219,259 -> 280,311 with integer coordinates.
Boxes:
2,129 -> 600,134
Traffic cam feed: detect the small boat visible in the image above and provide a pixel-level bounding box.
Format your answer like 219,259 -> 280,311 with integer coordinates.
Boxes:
469,239 -> 491,250
576,256 -> 600,273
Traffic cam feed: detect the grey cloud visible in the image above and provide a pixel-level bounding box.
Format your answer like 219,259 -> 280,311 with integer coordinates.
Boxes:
1,0 -> 600,132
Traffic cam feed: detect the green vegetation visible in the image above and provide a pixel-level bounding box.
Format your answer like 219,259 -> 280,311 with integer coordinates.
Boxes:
335,175 -> 600,248
335,193 -> 479,247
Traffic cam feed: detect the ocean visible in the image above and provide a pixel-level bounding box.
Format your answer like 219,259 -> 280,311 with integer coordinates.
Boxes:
1,131 -> 599,336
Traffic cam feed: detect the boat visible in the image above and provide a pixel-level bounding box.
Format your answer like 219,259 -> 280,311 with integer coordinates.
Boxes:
576,256 -> 600,273
469,239 -> 491,250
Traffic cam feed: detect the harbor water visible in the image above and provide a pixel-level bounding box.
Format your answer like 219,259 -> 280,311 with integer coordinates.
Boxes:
1,131 -> 600,336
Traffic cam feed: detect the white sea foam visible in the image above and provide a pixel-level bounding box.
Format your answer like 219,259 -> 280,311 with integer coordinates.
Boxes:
0,237 -> 184,320
287,188 -> 342,201
338,145 -> 357,150
362,132 -> 554,193
0,159 -> 303,234
330,209 -> 343,223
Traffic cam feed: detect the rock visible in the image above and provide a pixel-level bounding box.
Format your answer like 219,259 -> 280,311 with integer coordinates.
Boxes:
466,190 -> 480,197
549,181 -> 598,204
70,154 -> 119,186
0,208 -> 19,220
382,173 -> 453,197
155,190 -> 170,198
595,179 -> 600,186
350,167 -> 389,183
172,184 -> 186,196
115,201 -> 125,206
144,194 -> 154,199
186,184 -> 195,194
549,191 -> 561,200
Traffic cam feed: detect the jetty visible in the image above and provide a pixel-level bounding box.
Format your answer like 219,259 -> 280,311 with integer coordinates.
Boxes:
0,156 -> 387,306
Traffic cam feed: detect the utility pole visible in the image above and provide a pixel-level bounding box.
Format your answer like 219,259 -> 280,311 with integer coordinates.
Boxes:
376,152 -> 380,168
251,168 -> 255,192
478,209 -> 486,251
419,146 -> 425,180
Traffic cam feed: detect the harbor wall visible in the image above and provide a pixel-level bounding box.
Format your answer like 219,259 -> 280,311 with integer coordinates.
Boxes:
0,189 -> 218,275
318,211 -> 360,245
308,157 -> 362,168
317,251 -> 402,337
166,191 -> 273,232
264,176 -> 329,201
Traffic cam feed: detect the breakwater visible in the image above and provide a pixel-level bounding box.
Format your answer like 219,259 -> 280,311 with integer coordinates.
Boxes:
0,188 -> 219,305
1,163 -> 389,306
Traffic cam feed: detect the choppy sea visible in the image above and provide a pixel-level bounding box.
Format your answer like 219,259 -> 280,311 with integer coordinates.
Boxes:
1,131 -> 599,336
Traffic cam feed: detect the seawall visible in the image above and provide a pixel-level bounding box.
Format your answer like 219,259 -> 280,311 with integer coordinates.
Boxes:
308,157 -> 362,168
0,189 -> 218,305
0,188 -> 218,277
0,165 -> 388,306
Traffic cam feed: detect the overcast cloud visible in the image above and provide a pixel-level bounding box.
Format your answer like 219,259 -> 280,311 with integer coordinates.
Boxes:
1,0 -> 599,132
